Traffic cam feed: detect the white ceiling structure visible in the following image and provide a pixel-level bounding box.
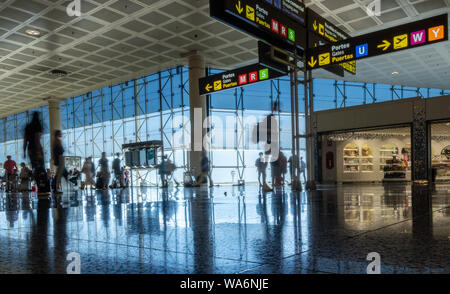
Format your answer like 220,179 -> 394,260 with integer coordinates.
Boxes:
0,0 -> 448,118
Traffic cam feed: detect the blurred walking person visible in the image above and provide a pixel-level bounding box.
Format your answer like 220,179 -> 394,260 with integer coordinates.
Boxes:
196,151 -> 213,187
18,163 -> 32,192
81,157 -> 95,190
111,153 -> 124,188
52,130 -> 65,194
97,152 -> 110,190
23,112 -> 50,197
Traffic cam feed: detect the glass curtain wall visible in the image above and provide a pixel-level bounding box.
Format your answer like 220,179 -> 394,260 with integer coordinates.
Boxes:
0,64 -> 448,184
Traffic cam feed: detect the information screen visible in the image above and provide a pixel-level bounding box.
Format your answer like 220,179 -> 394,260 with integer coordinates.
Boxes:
125,151 -> 132,167
147,149 -> 155,166
139,149 -> 147,166
131,150 -> 140,167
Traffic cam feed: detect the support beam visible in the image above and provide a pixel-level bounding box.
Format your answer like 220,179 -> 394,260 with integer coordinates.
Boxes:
184,51 -> 206,178
411,99 -> 430,183
47,97 -> 62,168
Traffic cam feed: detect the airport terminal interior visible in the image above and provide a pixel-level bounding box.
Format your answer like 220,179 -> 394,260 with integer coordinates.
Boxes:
0,0 -> 449,274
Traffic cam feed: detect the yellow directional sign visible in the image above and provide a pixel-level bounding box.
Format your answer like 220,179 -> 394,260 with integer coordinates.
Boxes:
205,84 -> 212,92
214,80 -> 222,91
377,40 -> 391,51
313,20 -> 318,31
393,34 -> 408,49
318,52 -> 330,66
235,1 -> 243,14
318,23 -> 325,36
246,5 -> 254,21
308,56 -> 317,68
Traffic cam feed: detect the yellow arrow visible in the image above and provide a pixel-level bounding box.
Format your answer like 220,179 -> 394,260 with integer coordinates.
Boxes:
236,1 -> 243,14
313,20 -> 318,31
308,56 -> 317,68
205,84 -> 212,92
377,40 -> 391,51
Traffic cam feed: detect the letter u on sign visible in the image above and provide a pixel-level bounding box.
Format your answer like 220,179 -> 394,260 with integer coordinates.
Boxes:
356,44 -> 368,58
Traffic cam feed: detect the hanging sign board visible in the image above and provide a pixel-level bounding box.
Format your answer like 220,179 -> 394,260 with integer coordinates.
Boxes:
307,14 -> 448,71
307,8 -> 356,75
263,0 -> 306,25
258,41 -> 289,74
199,63 -> 286,96
210,0 -> 307,53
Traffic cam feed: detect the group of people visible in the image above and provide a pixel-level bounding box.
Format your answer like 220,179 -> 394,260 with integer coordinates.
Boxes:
4,108 -> 304,196
255,153 -> 306,191
79,152 -> 129,191
2,156 -> 33,192
14,111 -> 130,197
157,151 -> 213,188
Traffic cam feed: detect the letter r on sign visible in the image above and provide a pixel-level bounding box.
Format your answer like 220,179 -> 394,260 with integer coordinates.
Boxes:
249,72 -> 258,83
280,24 -> 287,37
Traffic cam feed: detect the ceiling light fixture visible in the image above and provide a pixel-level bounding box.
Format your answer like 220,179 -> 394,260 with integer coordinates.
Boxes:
50,69 -> 68,77
25,29 -> 41,36
392,71 -> 399,75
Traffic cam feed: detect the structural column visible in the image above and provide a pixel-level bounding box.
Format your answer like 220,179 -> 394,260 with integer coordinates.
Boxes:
48,98 -> 62,168
411,99 -> 430,183
185,51 -> 206,178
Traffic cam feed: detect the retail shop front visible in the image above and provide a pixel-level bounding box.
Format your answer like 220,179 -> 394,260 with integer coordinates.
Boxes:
312,95 -> 450,184
321,126 -> 412,183
430,121 -> 450,182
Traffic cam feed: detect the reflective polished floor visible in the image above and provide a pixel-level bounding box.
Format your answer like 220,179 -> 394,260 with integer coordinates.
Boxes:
0,183 -> 449,274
